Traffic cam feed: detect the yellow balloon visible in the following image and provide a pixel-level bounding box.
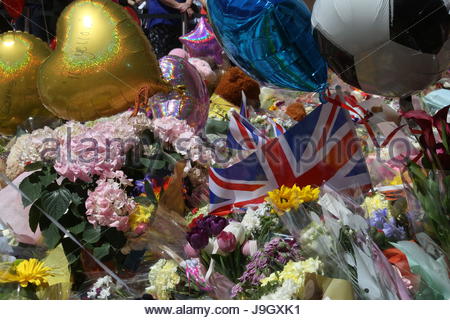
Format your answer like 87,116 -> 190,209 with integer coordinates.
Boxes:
0,31 -> 53,135
38,0 -> 171,121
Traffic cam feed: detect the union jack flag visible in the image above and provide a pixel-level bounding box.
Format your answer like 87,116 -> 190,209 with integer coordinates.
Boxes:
240,91 -> 250,119
226,110 -> 268,150
210,101 -> 372,214
267,117 -> 286,137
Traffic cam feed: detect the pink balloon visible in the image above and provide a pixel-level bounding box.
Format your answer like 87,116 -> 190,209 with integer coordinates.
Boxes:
169,48 -> 189,59
149,55 -> 210,132
179,17 -> 223,65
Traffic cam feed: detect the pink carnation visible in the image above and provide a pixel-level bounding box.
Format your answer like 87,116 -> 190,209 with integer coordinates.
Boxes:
85,178 -> 136,231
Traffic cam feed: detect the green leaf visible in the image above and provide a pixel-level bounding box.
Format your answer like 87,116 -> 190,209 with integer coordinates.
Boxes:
71,193 -> 83,206
103,228 -> 126,249
163,152 -> 182,165
139,157 -> 151,167
24,162 -> 44,172
82,226 -> 101,244
42,224 -> 61,249
69,221 -> 86,235
19,174 -> 42,207
134,196 -> 153,206
141,158 -> 166,171
145,180 -> 157,203
28,203 -> 42,233
93,243 -> 111,260
41,188 -> 72,220
38,170 -> 57,188
206,119 -> 228,135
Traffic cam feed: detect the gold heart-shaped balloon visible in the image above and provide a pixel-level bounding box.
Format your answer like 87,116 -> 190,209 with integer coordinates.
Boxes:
38,0 -> 171,121
0,31 -> 54,135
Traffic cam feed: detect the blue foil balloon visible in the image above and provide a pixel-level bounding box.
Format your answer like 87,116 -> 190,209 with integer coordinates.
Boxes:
207,0 -> 328,92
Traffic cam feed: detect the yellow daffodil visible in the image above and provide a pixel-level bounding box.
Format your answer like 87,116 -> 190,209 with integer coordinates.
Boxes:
265,184 -> 304,215
129,204 -> 155,231
298,185 -> 320,203
268,104 -> 278,111
12,259 -> 52,287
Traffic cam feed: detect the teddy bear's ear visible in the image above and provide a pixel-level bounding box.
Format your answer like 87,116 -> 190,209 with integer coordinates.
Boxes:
214,67 -> 260,107
286,103 -> 307,122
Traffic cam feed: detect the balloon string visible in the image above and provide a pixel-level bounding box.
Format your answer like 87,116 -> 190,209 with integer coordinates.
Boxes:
130,86 -> 150,117
0,173 -> 137,296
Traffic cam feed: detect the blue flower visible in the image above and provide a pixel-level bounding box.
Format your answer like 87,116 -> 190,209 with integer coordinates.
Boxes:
133,174 -> 152,196
382,218 -> 406,240
368,209 -> 388,229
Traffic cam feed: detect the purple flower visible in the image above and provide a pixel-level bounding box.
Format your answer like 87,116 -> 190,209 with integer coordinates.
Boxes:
186,227 -> 209,250
196,215 -> 229,237
368,209 -> 388,229
382,218 -> 406,240
208,216 -> 229,236
236,238 -> 303,290
231,284 -> 243,298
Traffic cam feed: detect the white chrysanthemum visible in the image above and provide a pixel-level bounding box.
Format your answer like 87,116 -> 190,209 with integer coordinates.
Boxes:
260,258 -> 323,300
242,204 -> 265,233
261,279 -> 299,300
146,259 -> 180,300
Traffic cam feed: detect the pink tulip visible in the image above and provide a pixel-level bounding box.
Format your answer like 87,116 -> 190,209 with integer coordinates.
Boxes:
217,231 -> 237,253
241,240 -> 258,257
184,242 -> 200,258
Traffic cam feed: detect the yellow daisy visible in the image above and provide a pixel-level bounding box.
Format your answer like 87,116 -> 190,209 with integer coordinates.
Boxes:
14,258 -> 52,287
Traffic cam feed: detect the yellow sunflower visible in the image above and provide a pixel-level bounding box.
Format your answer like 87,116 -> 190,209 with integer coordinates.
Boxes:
266,184 -> 304,215
298,185 -> 320,203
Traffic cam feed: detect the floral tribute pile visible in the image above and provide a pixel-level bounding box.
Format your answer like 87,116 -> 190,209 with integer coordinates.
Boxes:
1,60 -> 450,300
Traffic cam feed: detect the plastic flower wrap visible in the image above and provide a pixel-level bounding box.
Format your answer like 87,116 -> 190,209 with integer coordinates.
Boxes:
297,185 -> 414,300
267,185 -> 321,239
392,235 -> 450,299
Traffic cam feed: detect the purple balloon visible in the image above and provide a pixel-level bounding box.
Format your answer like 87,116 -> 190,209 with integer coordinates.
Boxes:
179,17 -> 223,65
149,55 -> 210,132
